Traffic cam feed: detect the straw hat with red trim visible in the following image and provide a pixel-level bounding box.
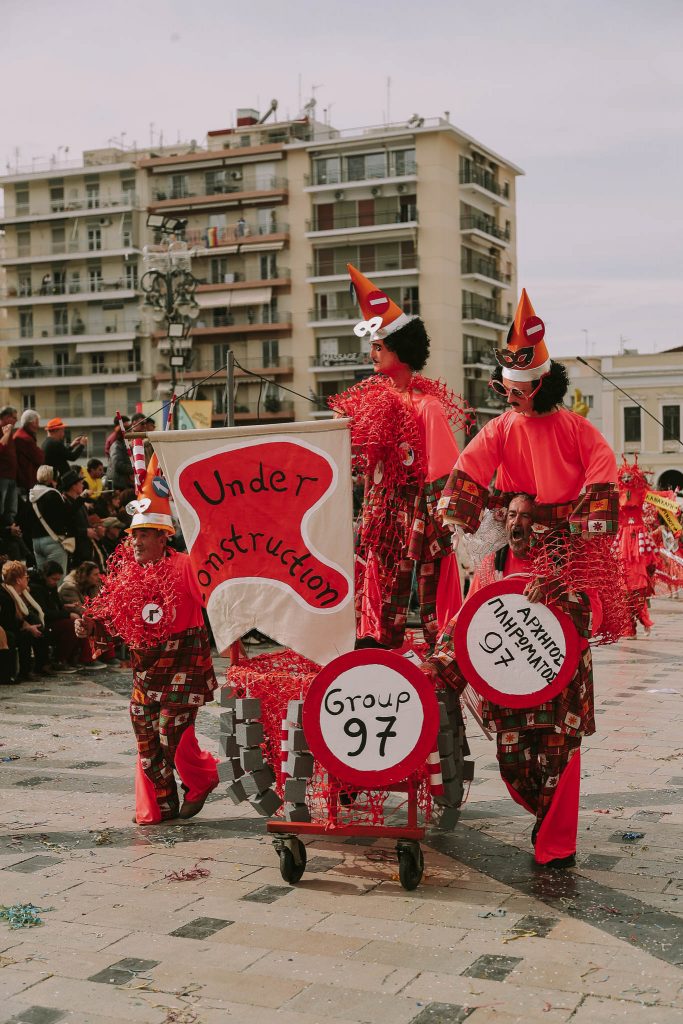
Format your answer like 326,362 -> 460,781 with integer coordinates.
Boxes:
495,289 -> 551,382
125,453 -> 174,533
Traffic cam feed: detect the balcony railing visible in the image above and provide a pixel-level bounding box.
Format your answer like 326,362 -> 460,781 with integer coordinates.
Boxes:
2,241 -> 139,261
309,300 -> 419,322
460,214 -> 510,241
465,378 -> 506,411
194,310 -> 292,330
152,176 -> 287,203
308,254 -> 418,277
304,163 -> 417,187
463,337 -> 497,365
4,362 -> 140,381
461,254 -> 510,284
0,318 -> 141,343
196,268 -> 291,287
459,168 -> 509,199
309,351 -> 371,369
307,209 -> 417,232
2,192 -> 139,220
185,222 -> 288,248
155,355 -> 294,376
461,302 -> 508,326
2,278 -> 135,299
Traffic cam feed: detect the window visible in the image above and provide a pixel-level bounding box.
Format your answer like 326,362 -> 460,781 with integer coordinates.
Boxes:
91,352 -> 105,374
17,230 -> 30,257
55,348 -> 70,376
205,169 -> 229,195
91,428 -> 107,456
399,193 -> 417,222
170,174 -> 189,199
392,148 -> 416,176
210,257 -> 229,284
51,226 -> 65,254
55,389 -> 70,417
125,264 -> 138,289
121,177 -> 136,203
122,214 -> 133,247
19,309 -> 33,338
213,343 -> 230,370
314,156 -> 341,185
254,162 -> 276,190
18,271 -> 32,297
129,343 -> 141,372
262,339 -> 279,367
624,407 -> 641,444
347,152 -> 386,181
663,405 -> 680,443
22,394 -> 36,410
15,184 -> 29,215
86,182 -> 100,209
127,385 -> 141,407
88,267 -> 103,292
87,226 -> 102,251
260,253 -> 277,279
91,386 -> 106,416
53,306 -> 69,336
49,182 -> 64,212
72,392 -> 84,416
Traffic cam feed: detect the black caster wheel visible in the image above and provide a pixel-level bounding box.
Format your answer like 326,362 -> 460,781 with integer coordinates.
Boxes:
276,837 -> 307,883
397,841 -> 424,891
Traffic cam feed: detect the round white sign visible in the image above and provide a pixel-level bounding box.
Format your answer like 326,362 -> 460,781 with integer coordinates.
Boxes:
141,602 -> 164,625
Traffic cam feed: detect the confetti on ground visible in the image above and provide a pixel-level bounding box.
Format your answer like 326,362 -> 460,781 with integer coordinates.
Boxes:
165,864 -> 211,882
622,832 -> 645,842
90,829 -> 112,845
1,755 -> 20,762
502,930 -> 538,943
478,908 -> 507,918
0,903 -> 53,929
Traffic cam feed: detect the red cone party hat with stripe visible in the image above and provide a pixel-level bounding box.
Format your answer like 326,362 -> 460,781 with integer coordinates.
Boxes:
348,263 -> 411,340
495,289 -> 551,382
126,453 -> 174,533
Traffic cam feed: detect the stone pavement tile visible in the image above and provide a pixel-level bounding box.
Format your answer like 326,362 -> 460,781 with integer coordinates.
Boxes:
208,920 -> 369,957
132,850 -> 263,881
402,972 -> 580,1017
6,978 -> 167,1023
311,912 -> 424,943
188,894 -> 329,931
350,938 -> 474,975
405,923 -> 469,950
142,961 -> 306,1007
243,948 -> 419,995
576,868 -> 670,894
569,995 -> 683,1024
92,929 -> 261,969
0,1006 -> 67,1024
284,982 -> 426,1024
465,1009 -> 571,1024
408,901 -> 523,933
411,1004 -> 474,1024
0,969 -> 52,1001
287,890 -> 421,921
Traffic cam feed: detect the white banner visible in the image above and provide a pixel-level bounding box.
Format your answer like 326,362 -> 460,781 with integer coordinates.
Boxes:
151,420 -> 356,665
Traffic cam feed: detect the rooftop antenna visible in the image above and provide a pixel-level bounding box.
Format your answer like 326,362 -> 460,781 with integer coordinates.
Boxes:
386,76 -> 391,123
258,99 -> 279,124
149,122 -> 155,147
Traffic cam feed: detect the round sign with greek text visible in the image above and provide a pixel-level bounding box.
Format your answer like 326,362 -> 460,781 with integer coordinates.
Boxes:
452,575 -> 581,708
303,649 -> 440,787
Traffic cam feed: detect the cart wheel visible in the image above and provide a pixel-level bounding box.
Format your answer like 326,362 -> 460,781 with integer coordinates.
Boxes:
278,838 -> 307,884
397,841 -> 424,891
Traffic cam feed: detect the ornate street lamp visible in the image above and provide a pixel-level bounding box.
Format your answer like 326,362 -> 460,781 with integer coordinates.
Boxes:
142,217 -> 200,428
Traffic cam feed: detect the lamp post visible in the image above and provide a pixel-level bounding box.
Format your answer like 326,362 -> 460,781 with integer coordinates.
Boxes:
142,216 -> 199,429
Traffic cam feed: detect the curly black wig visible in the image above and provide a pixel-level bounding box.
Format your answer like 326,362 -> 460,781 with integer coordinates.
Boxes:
491,361 -> 570,414
383,317 -> 430,372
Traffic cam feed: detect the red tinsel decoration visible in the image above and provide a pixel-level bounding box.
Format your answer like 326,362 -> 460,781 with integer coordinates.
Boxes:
84,542 -> 182,649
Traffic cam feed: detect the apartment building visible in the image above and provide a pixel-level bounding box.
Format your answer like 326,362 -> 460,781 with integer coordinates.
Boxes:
563,350 -> 683,490
0,150 -> 150,452
0,109 -> 522,450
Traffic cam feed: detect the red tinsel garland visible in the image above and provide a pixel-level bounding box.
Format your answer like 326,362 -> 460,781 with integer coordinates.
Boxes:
84,542 -> 182,649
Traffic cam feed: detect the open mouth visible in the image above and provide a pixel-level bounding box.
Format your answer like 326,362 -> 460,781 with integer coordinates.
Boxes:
511,526 -> 525,542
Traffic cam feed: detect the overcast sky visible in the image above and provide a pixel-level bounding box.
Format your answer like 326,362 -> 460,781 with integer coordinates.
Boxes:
2,0 -> 682,358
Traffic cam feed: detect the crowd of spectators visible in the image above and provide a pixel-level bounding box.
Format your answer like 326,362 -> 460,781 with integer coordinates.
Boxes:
0,405 -> 157,684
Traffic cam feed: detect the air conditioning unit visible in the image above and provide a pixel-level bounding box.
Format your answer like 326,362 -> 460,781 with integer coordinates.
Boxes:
334,190 -> 345,200
371,186 -> 382,197
230,169 -> 243,181
98,217 -> 112,227
397,184 -> 406,194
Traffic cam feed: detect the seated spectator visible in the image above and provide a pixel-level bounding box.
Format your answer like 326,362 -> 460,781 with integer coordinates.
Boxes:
15,409 -> 44,496
0,559 -> 51,681
29,561 -> 79,673
83,458 -> 105,500
29,465 -> 74,574
42,418 -> 87,482
101,516 -> 124,558
59,560 -> 108,671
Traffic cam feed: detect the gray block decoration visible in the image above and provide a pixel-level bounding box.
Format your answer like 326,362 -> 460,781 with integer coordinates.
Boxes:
225,779 -> 248,804
234,696 -> 262,719
241,765 -> 277,798
286,727 -> 309,753
219,690 -> 237,708
219,709 -> 236,734
440,753 -> 458,782
240,747 -> 267,773
286,699 -> 304,726
436,777 -> 464,807
437,728 -> 455,757
217,758 -> 244,783
218,734 -> 240,759
283,803 -> 311,823
283,777 -> 308,804
236,722 -> 265,747
285,752 -> 314,778
249,788 -> 283,816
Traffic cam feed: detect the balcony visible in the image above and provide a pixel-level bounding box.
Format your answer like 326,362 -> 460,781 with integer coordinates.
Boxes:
460,214 -> 510,247
1,192 -> 139,225
1,282 -> 137,306
306,209 -> 418,236
207,397 -> 295,424
459,168 -> 509,204
1,243 -> 140,265
195,271 -> 290,291
1,362 -> 140,388
465,376 -> 506,413
461,252 -> 511,287
154,354 -> 294,381
463,336 -> 497,367
307,253 -> 419,282
308,299 -> 420,328
309,351 -> 372,372
185,224 -> 289,253
304,165 -> 417,192
461,301 -> 508,329
149,176 -> 288,212
188,310 -> 292,337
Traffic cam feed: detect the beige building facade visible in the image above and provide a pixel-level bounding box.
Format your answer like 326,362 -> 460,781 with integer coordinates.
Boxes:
563,351 -> 683,490
0,111 -> 522,452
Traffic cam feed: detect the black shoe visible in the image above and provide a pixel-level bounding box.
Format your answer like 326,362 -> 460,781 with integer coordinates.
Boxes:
354,636 -> 388,650
531,823 -> 539,846
540,853 -> 576,869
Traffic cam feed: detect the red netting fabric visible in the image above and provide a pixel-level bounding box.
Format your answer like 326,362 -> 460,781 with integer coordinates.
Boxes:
225,648 -> 433,826
84,543 -> 181,648
531,532 -> 632,644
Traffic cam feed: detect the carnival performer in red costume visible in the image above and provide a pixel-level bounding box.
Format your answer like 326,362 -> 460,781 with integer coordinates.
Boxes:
424,494 -> 595,868
330,264 -> 473,650
75,454 -> 219,825
435,289 -> 627,867
615,457 -> 657,636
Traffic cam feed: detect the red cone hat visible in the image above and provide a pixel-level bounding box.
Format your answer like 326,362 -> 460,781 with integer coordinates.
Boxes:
495,289 -> 551,382
348,263 -> 411,340
126,453 -> 174,533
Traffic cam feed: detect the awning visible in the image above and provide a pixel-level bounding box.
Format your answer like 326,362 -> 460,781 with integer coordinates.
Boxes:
196,286 -> 272,309
76,339 -> 134,354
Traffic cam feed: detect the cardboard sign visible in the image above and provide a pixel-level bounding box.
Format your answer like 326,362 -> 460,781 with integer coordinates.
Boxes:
303,649 -> 440,788
453,576 -> 580,709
